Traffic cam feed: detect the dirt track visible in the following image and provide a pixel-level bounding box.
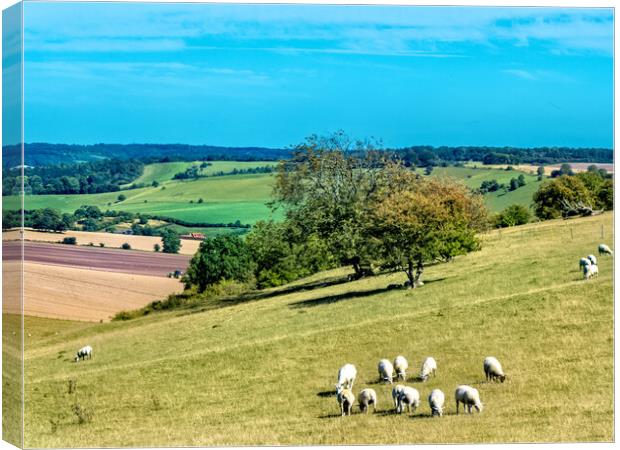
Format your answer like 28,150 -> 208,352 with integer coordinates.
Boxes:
4,241 -> 191,277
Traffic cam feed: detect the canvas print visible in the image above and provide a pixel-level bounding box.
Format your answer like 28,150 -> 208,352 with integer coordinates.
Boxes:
1,1 -> 614,447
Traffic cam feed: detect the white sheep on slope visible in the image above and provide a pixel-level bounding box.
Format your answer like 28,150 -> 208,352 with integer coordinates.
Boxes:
337,389 -> 355,416
358,388 -> 378,414
335,364 -> 357,393
587,254 -> 598,266
483,356 -> 506,383
397,386 -> 420,415
579,257 -> 591,270
392,385 -> 406,410
599,244 -> 613,256
393,355 -> 408,381
75,345 -> 92,362
455,385 -> 483,414
584,263 -> 599,280
419,357 -> 437,381
378,359 -> 394,384
428,389 -> 445,417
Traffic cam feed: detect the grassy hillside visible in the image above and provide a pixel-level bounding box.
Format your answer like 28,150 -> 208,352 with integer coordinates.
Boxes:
21,213 -> 613,446
130,160 -> 278,186
8,173 -> 279,224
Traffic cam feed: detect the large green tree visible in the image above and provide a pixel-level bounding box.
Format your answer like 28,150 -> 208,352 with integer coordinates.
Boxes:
183,235 -> 255,293
370,174 -> 488,288
533,175 -> 597,220
271,131 -> 386,278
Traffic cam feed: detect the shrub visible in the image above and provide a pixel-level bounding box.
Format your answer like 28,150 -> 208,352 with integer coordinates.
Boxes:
121,243 -> 131,250
494,204 -> 531,228
62,237 -> 77,245
154,243 -> 161,252
99,242 -> 105,247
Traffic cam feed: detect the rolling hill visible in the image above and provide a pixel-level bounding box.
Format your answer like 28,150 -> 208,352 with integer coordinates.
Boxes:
15,213 -> 613,446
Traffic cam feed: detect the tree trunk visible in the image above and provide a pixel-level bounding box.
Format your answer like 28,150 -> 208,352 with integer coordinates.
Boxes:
413,259 -> 424,287
405,260 -> 415,289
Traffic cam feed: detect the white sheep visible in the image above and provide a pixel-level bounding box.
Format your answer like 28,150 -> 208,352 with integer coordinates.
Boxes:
337,388 -> 355,416
392,384 -> 406,410
358,388 -> 378,414
397,386 -> 420,414
419,357 -> 437,381
587,254 -> 598,266
75,345 -> 92,362
378,359 -> 394,384
584,263 -> 599,280
393,355 -> 408,381
335,364 -> 357,393
455,385 -> 483,414
428,389 -> 445,417
579,257 -> 591,270
599,244 -> 613,256
483,356 -> 506,383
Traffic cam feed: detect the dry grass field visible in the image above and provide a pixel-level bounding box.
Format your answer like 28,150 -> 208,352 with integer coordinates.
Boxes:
18,213 -> 613,446
3,229 -> 200,255
21,263 -> 184,322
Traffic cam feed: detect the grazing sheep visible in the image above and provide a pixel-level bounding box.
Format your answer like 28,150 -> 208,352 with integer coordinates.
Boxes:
358,388 -> 378,414
455,385 -> 482,414
397,386 -> 420,414
393,355 -> 408,381
584,263 -> 599,280
392,384 -> 406,410
378,359 -> 394,384
483,356 -> 506,383
428,389 -> 445,417
419,357 -> 437,381
599,244 -> 613,256
579,257 -> 591,270
587,254 -> 598,266
337,389 -> 355,416
335,364 -> 357,393
74,345 -> 92,362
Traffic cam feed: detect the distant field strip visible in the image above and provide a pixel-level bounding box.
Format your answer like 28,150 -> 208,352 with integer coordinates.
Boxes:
5,241 -> 191,277
3,229 -> 200,256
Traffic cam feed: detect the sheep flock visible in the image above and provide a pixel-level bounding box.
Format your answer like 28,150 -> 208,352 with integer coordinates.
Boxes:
581,244 -> 613,280
334,355 -> 505,417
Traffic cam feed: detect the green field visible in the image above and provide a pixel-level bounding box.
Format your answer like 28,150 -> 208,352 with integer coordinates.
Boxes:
19,213 -> 613,446
9,172 -> 281,225
427,166 -> 544,213
130,160 -> 279,186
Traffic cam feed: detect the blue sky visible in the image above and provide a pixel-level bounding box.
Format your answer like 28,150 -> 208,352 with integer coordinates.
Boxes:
15,3 -> 614,148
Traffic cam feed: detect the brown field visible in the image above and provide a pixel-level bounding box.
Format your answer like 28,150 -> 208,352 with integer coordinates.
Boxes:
3,228 -> 200,255
474,162 -> 614,175
5,241 -> 191,277
21,262 -> 183,322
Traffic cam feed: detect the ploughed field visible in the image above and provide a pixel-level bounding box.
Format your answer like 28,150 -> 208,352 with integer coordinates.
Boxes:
17,213 -> 613,446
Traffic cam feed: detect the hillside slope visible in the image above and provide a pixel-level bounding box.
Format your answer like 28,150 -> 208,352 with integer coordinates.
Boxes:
20,213 -> 613,446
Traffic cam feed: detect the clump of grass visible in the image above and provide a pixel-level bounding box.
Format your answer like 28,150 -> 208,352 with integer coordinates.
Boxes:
72,403 -> 93,424
151,393 -> 162,411
67,379 -> 77,394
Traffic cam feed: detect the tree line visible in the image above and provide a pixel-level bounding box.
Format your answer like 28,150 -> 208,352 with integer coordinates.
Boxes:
3,159 -> 144,196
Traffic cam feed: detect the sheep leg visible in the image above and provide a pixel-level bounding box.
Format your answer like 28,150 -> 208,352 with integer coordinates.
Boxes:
456,401 -> 459,415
